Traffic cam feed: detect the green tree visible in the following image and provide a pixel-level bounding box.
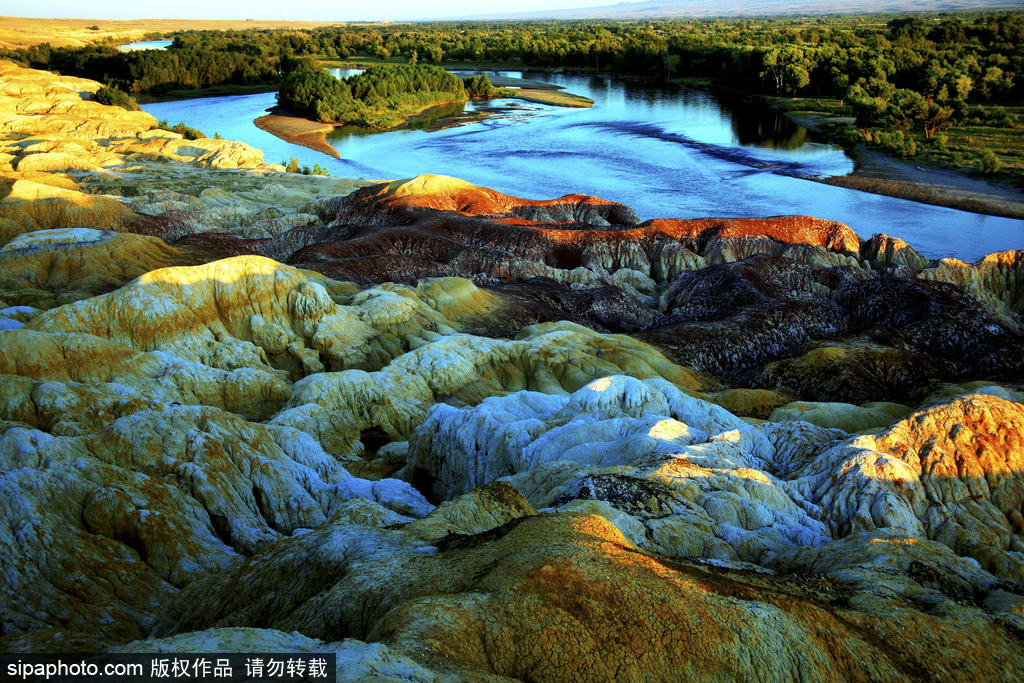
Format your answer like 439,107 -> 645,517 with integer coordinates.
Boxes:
463,74 -> 496,97
916,101 -> 954,139
886,89 -> 927,132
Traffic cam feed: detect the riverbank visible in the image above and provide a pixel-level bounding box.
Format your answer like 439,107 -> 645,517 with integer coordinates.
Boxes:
141,84 -> 280,103
820,146 -> 1024,221
780,108 -> 1024,220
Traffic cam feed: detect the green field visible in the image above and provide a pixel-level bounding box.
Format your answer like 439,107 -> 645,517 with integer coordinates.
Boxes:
766,96 -> 1024,186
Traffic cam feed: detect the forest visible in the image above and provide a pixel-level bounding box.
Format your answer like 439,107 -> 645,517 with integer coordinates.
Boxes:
3,12 -> 1020,164
6,14 -> 1020,102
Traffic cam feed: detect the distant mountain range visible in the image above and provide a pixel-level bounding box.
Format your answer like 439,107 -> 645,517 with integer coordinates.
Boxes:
457,0 -> 1022,21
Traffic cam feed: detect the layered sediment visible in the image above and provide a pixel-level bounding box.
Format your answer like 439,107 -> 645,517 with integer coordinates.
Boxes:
2,61 -> 1024,681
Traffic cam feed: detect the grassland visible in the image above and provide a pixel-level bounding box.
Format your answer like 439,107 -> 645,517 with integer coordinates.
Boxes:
767,96 -> 1024,219
771,97 -> 1024,181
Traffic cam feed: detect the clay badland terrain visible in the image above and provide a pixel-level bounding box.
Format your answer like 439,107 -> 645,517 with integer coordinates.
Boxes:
0,51 -> 1023,682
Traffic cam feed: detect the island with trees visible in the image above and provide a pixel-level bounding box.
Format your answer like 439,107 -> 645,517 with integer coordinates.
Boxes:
278,64 -> 498,130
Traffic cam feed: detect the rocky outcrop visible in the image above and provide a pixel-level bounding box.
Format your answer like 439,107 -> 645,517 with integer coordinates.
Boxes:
0,227 -> 194,299
0,61 -> 276,173
145,508 -> 1024,683
861,232 -> 932,271
2,62 -> 1024,681
923,250 -> 1024,320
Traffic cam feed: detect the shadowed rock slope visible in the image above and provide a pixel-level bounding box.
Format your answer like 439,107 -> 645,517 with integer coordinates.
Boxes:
2,62 -> 1024,681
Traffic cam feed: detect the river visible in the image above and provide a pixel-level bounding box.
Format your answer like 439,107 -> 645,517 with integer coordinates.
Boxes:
141,69 -> 1023,262
118,40 -> 174,52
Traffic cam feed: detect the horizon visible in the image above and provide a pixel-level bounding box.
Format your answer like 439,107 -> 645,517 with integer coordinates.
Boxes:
3,0 -> 1020,24
1,0 -> 620,23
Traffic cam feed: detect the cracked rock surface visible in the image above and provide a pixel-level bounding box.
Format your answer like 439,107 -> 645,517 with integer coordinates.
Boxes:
2,61 -> 1024,681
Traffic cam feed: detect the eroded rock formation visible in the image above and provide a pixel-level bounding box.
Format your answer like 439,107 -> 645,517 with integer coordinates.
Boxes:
2,61 -> 1023,681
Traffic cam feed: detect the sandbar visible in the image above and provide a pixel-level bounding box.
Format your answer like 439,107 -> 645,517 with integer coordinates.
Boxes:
254,109 -> 340,158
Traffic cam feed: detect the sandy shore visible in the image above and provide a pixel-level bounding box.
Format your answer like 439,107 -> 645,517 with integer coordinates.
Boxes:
487,75 -> 593,108
254,110 -> 339,158
512,88 -> 593,108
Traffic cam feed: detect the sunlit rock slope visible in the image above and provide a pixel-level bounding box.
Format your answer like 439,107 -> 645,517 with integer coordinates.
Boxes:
2,61 -> 1023,681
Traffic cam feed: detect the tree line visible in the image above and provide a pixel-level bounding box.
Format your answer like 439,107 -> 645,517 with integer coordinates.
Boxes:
5,15 -> 1020,98
2,13 -> 1019,141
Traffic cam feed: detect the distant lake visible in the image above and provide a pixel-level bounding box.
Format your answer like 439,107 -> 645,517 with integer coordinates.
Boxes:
119,40 -> 173,51
142,70 -> 1023,262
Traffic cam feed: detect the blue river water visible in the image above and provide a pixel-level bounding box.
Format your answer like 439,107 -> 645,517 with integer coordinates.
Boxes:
141,69 -> 1023,262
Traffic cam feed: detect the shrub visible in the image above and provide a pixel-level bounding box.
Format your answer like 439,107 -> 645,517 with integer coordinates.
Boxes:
156,119 -> 205,140
840,127 -> 871,146
873,129 -> 916,157
95,85 -> 141,111
966,105 -> 986,120
978,149 -> 1002,174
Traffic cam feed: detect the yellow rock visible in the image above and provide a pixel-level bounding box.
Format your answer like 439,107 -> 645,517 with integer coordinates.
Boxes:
705,387 -> 796,419
149,511 -> 1024,683
769,400 -> 913,433
872,394 -> 1024,581
277,321 -> 708,452
0,329 -> 292,422
0,179 -> 138,240
403,481 -> 537,542
922,250 -> 1024,319
0,401 -> 430,651
0,227 -> 189,296
862,233 -> 932,271
925,380 -> 1024,404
